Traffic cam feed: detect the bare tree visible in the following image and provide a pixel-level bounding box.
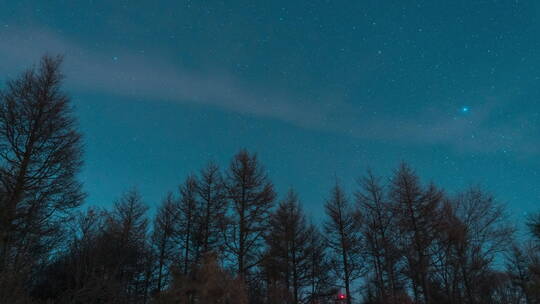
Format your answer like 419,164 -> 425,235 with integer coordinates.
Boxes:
176,175 -> 199,276
356,171 -> 403,303
31,190 -> 153,304
194,162 -> 227,258
506,242 -> 540,304
105,189 -> 152,303
324,183 -> 363,304
430,199 -> 466,304
305,223 -> 333,304
152,192 -> 181,293
390,163 -> 443,304
223,149 -> 276,280
449,187 -> 514,304
30,207 -> 113,303
264,189 -> 312,304
0,55 -> 84,299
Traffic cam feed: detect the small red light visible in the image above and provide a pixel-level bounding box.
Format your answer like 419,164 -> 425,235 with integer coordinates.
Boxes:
338,294 -> 346,299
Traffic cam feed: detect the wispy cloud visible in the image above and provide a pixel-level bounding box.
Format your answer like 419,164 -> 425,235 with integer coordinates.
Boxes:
0,27 -> 328,128
0,27 -> 537,156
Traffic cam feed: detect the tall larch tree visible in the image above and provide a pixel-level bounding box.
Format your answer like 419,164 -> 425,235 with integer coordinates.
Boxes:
152,192 -> 181,293
306,223 -> 333,303
194,162 -> 227,258
105,189 -> 152,303
0,55 -> 84,300
176,175 -> 199,276
356,171 -> 403,303
390,163 -> 443,304
265,189 -> 312,304
324,183 -> 363,304
224,149 -> 276,281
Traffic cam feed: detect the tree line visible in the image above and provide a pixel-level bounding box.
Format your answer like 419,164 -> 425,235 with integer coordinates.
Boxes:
1,56 -> 540,304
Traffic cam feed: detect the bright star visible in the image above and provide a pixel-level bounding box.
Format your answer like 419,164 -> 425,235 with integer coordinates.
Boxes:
461,106 -> 469,113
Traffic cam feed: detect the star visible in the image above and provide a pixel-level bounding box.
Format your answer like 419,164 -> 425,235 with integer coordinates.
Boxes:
461,106 -> 470,113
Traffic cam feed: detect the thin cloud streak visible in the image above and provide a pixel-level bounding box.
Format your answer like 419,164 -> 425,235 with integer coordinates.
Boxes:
0,27 -> 536,156
0,27 -> 326,129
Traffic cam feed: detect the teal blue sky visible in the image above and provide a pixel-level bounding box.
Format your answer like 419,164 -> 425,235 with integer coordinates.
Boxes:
1,1 -> 539,225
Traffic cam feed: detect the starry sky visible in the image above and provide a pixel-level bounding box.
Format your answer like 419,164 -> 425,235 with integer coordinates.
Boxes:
0,1 -> 539,225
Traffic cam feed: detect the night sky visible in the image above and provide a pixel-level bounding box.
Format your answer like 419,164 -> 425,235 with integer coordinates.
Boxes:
1,1 -> 538,225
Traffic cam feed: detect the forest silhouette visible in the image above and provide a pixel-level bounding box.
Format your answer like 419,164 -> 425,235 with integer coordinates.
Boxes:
1,56 -> 539,304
